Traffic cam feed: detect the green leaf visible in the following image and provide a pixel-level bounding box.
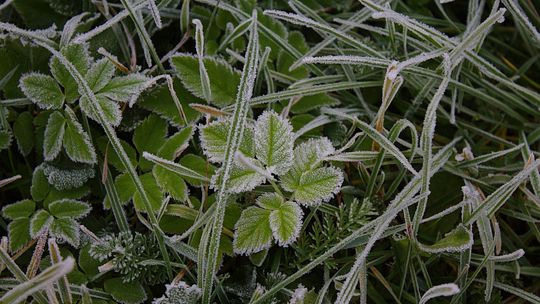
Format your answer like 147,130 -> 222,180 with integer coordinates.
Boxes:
13,111 -> 35,156
133,173 -> 163,213
254,110 -> 294,175
96,136 -> 138,173
99,74 -> 149,105
153,166 -> 189,202
199,119 -> 254,162
79,94 -> 122,127
50,43 -> 91,102
19,73 -> 64,109
290,93 -> 339,114
85,58 -> 115,92
284,166 -> 343,206
268,200 -> 303,246
43,111 -> 66,161
8,218 -> 31,251
30,209 -> 53,237
50,217 -> 80,247
158,127 -> 193,159
233,206 -> 273,255
211,160 -> 266,193
2,199 -> 36,220
104,278 -> 147,304
103,173 -> 135,209
63,109 -> 96,164
31,166 -> 50,202
418,224 -> 473,253
48,199 -> 91,219
171,54 -> 241,106
178,154 -> 216,186
133,115 -> 168,171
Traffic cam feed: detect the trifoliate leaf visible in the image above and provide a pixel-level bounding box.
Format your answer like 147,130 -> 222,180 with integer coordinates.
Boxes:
79,94 -> 122,127
50,43 -> 91,102
171,54 -> 241,106
49,199 -> 91,219
13,111 -> 34,156
43,111 -> 66,161
50,217 -> 80,247
233,206 -> 273,255
285,166 -> 343,206
85,58 -> 115,92
8,218 -> 31,251
269,200 -> 303,246
199,119 -> 254,162
2,199 -> 35,220
63,109 -> 97,164
254,111 -> 294,175
19,73 -> 64,109
418,224 -> 473,253
133,173 -> 163,213
30,209 -> 53,237
104,278 -> 147,304
99,73 -> 149,105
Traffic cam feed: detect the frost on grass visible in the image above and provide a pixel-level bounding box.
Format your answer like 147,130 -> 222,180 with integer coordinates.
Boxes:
417,224 -> 473,253
419,283 -> 460,304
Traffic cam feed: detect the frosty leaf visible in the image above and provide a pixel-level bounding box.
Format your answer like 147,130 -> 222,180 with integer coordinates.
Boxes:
49,199 -> 91,219
63,109 -> 97,164
171,54 -> 241,106
418,224 -> 473,253
153,166 -> 189,202
284,166 -> 343,206
99,73 -> 149,104
85,58 -> 116,92
268,198 -> 303,246
157,127 -> 193,159
43,111 -> 66,161
153,281 -> 202,304
31,166 -> 50,202
211,159 -> 266,194
290,137 -> 335,173
419,283 -> 460,304
80,95 -> 122,127
30,209 -> 53,237
42,162 -> 95,191
2,199 -> 35,220
133,115 -> 168,171
233,206 -> 273,255
8,218 -> 31,251
254,111 -> 294,175
199,119 -> 255,162
19,73 -> 64,109
256,192 -> 284,210
50,43 -> 91,102
50,217 -> 80,247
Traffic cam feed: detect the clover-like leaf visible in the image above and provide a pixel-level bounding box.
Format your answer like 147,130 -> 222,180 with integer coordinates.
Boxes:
199,119 -> 255,162
2,199 -> 35,220
43,111 -> 66,161
50,217 -> 80,247
19,73 -> 64,109
233,206 -> 273,255
254,110 -> 294,175
418,224 -> 473,253
30,209 -> 53,237
63,108 -> 97,164
49,199 -> 91,219
284,166 -> 343,206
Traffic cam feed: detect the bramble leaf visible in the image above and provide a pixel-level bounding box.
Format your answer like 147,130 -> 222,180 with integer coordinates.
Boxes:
233,206 -> 273,255
50,43 -> 91,102
19,73 -> 64,109
49,199 -> 91,219
254,111 -> 294,175
2,199 -> 35,220
79,94 -> 122,127
263,194 -> 303,246
63,109 -> 97,164
211,159 -> 266,193
85,58 -> 115,92
99,74 -> 149,105
8,218 -> 31,251
30,209 -> 53,237
50,217 -> 80,246
283,166 -> 343,206
43,111 -> 66,161
199,119 -> 255,162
